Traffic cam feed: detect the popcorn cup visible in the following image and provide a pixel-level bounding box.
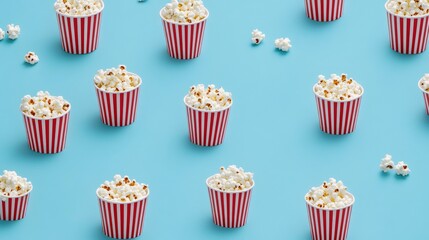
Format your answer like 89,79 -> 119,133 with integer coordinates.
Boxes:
22,108 -> 71,154
304,0 -> 344,22
314,84 -> 363,135
95,74 -> 142,127
55,1 -> 104,54
305,194 -> 354,240
160,8 -> 209,60
386,3 -> 429,54
97,193 -> 149,239
184,98 -> 232,146
0,188 -> 32,221
206,177 -> 254,228
418,81 -> 429,114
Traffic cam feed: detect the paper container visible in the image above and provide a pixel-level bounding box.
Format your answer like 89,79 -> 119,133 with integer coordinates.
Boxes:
306,194 -> 354,240
313,84 -> 363,135
95,73 -> 141,127
418,80 -> 429,114
0,188 -> 32,221
184,97 -> 232,146
206,177 -> 254,228
386,2 -> 429,54
304,0 -> 344,22
160,8 -> 209,59
55,1 -> 104,54
97,192 -> 149,239
22,107 -> 71,154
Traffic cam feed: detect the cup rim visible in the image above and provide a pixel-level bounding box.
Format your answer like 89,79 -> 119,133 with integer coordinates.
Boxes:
0,186 -> 33,200
55,0 -> 105,18
96,188 -> 150,204
21,101 -> 71,120
418,79 -> 429,93
304,192 -> 355,211
384,1 -> 429,19
183,96 -> 233,113
312,82 -> 364,103
159,6 -> 209,25
94,72 -> 142,94
205,175 -> 255,193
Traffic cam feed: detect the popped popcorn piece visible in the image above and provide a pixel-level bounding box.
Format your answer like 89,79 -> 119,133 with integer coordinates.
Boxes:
0,28 -> 4,40
20,91 -> 70,119
161,0 -> 208,24
97,175 -> 149,203
24,52 -> 39,65
395,161 -> 411,176
386,0 -> 429,17
274,38 -> 292,51
314,74 -> 363,101
251,29 -> 265,45
419,73 -> 429,92
305,178 -> 353,209
380,154 -> 395,172
184,84 -> 232,111
0,170 -> 32,201
207,165 -> 254,192
54,0 -> 103,16
6,24 -> 20,40
94,65 -> 141,92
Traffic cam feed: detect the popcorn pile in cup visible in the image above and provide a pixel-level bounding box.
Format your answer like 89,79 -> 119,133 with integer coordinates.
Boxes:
185,84 -> 232,111
207,165 -> 254,191
94,65 -> 141,92
314,74 -> 363,101
20,91 -> 70,119
0,170 -> 32,199
161,0 -> 208,23
305,178 -> 353,209
386,0 -> 429,16
97,175 -> 149,203
54,0 -> 103,16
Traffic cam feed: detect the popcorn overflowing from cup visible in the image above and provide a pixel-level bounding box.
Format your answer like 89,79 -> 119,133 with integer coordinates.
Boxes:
161,0 -> 208,24
20,91 -> 70,119
314,74 -> 363,101
379,154 -> 411,176
24,52 -> 39,65
97,175 -> 149,202
94,65 -> 141,92
305,178 -> 353,209
251,29 -> 265,45
184,84 -> 232,111
207,165 -> 254,192
54,0 -> 103,16
0,170 -> 32,200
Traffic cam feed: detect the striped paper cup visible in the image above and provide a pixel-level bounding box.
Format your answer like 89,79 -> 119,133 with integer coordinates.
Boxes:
386,2 -> 429,54
304,0 -> 344,22
95,74 -> 141,127
22,107 -> 71,154
184,98 -> 232,146
0,188 -> 32,221
418,80 -> 429,114
160,8 -> 209,59
306,194 -> 355,240
314,84 -> 363,135
55,1 -> 104,54
97,192 -> 149,239
206,177 -> 254,228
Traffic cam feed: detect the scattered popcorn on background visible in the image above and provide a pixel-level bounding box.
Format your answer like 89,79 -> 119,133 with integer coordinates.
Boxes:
251,29 -> 265,45
274,38 -> 292,51
0,170 -> 32,200
0,28 -> 4,40
305,178 -> 353,209
20,91 -> 70,119
24,52 -> 39,65
97,175 -> 149,202
386,0 -> 429,17
419,73 -> 429,92
185,84 -> 232,111
94,65 -> 141,92
208,165 -> 254,192
161,0 -> 208,24
314,74 -> 363,101
54,0 -> 103,16
380,154 -> 395,172
395,161 -> 411,176
6,24 -> 20,40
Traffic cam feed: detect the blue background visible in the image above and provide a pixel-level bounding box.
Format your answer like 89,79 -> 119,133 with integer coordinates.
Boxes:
0,0 -> 426,239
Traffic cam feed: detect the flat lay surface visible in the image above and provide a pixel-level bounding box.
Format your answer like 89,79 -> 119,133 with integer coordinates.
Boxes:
0,0 -> 426,239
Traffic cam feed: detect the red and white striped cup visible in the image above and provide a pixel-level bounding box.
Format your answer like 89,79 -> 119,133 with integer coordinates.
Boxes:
97,193 -> 149,239
418,80 -> 429,114
0,188 -> 32,221
386,3 -> 429,54
314,84 -> 363,135
95,74 -> 142,127
306,194 -> 354,240
304,0 -> 344,22
206,177 -> 254,228
160,8 -> 209,60
23,108 -> 71,154
55,1 -> 104,54
184,98 -> 232,146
